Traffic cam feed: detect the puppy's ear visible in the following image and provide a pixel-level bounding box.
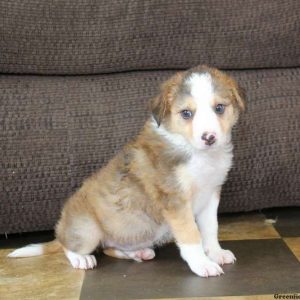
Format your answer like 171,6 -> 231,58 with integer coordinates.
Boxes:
150,72 -> 183,127
150,95 -> 167,127
214,68 -> 246,113
233,84 -> 246,112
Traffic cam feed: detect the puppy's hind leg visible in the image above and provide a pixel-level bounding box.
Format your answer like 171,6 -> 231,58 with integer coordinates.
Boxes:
56,214 -> 103,270
104,248 -> 155,262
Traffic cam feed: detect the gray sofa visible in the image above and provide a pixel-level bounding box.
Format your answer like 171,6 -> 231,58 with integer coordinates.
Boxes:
1,0 -> 299,234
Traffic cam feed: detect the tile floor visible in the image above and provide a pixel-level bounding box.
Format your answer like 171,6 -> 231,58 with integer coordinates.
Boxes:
0,207 -> 299,300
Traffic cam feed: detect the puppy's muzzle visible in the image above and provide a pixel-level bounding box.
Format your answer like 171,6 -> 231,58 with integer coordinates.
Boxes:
201,132 -> 216,146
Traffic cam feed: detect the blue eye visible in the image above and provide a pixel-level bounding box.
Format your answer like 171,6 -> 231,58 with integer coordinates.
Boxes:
180,110 -> 193,119
215,104 -> 225,114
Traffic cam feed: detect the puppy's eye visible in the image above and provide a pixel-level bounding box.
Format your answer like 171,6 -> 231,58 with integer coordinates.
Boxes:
180,110 -> 193,119
215,104 -> 225,114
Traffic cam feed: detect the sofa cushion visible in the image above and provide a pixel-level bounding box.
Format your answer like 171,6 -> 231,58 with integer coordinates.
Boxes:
1,68 -> 300,233
1,0 -> 300,75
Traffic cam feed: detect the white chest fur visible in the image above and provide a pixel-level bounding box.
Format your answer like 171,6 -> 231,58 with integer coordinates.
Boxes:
176,146 -> 233,214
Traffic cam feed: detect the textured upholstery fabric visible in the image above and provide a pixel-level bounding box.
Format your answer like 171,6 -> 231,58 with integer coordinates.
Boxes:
1,68 -> 300,233
1,0 -> 300,75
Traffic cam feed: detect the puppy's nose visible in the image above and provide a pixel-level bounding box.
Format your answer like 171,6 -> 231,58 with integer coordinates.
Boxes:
201,132 -> 216,145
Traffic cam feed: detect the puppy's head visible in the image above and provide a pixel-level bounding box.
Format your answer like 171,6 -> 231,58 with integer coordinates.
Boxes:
151,65 -> 245,150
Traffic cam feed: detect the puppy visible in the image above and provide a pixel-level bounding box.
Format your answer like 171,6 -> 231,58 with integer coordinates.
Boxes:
8,65 -> 245,277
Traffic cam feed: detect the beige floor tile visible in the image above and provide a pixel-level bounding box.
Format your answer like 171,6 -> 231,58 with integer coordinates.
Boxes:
219,213 -> 280,240
0,248 -> 84,300
284,238 -> 300,262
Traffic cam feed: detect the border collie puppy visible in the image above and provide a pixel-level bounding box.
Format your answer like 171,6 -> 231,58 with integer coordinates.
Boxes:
9,65 -> 245,277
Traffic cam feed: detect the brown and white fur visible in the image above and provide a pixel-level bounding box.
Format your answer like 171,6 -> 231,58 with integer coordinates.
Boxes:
8,65 -> 245,277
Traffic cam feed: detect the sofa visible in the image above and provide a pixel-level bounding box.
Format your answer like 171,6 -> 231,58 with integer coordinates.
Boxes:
1,0 -> 299,234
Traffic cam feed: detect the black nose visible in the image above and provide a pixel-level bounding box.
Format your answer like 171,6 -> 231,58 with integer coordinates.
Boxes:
201,132 -> 216,145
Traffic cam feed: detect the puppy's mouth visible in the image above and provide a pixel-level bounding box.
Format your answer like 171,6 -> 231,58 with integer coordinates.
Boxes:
204,139 -> 216,146
194,141 -> 217,151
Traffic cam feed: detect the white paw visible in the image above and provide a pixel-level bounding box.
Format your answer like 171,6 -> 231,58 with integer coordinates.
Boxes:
64,249 -> 97,270
127,248 -> 156,262
180,244 -> 224,277
207,248 -> 236,265
189,257 -> 224,277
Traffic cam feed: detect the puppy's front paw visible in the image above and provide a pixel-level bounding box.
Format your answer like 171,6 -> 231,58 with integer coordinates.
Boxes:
207,248 -> 236,265
189,258 -> 224,277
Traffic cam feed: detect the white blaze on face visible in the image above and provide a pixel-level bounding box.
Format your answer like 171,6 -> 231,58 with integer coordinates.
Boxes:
187,73 -> 222,149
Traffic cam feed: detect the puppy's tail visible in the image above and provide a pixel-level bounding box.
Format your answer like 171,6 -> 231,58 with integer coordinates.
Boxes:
7,239 -> 62,258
